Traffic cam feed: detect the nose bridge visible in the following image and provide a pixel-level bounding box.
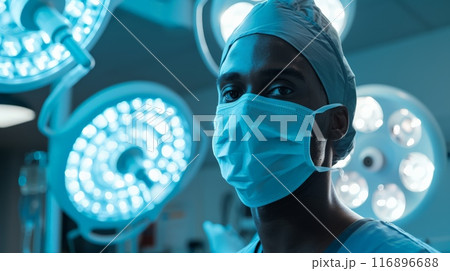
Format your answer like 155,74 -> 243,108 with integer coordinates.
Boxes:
243,76 -> 258,96
249,86 -> 265,98
247,68 -> 268,97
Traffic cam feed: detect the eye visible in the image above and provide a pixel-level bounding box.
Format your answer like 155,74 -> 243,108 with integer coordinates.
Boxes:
268,86 -> 294,97
222,87 -> 243,103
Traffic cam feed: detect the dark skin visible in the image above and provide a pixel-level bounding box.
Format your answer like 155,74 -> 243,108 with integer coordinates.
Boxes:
217,34 -> 362,253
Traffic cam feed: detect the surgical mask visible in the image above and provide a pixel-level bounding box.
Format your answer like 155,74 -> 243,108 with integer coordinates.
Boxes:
212,93 -> 341,207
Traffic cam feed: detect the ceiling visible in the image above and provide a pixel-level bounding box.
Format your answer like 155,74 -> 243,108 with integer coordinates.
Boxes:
1,0 -> 450,152
342,0 -> 450,52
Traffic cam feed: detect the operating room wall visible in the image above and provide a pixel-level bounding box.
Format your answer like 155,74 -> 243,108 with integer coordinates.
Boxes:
345,25 -> 450,251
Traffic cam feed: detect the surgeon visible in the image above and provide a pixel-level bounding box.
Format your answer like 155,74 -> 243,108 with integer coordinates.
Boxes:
211,0 -> 438,252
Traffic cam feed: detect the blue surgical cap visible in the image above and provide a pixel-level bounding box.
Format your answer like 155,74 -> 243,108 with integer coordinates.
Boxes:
220,0 -> 356,163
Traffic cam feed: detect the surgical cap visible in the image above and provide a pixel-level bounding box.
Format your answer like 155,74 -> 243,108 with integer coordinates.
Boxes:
220,0 -> 356,163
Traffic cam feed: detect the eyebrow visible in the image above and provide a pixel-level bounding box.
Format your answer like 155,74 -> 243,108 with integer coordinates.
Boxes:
259,67 -> 305,82
217,67 -> 305,88
217,72 -> 242,88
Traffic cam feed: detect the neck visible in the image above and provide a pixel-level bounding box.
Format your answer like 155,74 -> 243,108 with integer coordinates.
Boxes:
251,171 -> 361,252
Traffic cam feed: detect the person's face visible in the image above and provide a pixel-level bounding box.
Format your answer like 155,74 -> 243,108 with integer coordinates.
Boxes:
217,34 -> 332,166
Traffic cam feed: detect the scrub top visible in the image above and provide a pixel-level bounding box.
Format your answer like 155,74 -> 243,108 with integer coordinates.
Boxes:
239,218 -> 439,253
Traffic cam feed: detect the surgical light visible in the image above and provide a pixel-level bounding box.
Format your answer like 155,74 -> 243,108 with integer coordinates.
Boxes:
353,96 -> 383,133
332,151 -> 352,168
399,152 -> 435,193
314,0 -> 355,37
218,2 -> 255,43
335,171 -> 368,208
47,81 -> 206,244
372,184 -> 406,222
0,0 -> 120,92
194,0 -> 357,75
332,85 -> 446,223
0,94 -> 35,128
208,0 -> 263,48
389,109 -> 422,147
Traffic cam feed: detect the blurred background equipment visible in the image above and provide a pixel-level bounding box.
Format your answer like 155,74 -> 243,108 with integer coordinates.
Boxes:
202,192 -> 256,252
193,0 -> 357,75
18,151 -> 47,253
202,221 -> 246,253
332,84 -> 447,223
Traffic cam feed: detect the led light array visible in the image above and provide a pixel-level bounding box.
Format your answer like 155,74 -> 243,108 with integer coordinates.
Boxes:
332,86 -> 440,222
217,0 -> 353,44
64,97 -> 192,222
0,0 -> 108,80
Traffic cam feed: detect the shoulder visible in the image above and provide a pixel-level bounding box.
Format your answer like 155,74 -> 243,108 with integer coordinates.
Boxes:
344,219 -> 439,253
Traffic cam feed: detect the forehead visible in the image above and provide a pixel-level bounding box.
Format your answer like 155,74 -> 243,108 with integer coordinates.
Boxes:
219,34 -> 316,79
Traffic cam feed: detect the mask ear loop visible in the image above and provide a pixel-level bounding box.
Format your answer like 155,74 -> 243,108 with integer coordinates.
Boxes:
310,103 -> 344,173
337,167 -> 346,179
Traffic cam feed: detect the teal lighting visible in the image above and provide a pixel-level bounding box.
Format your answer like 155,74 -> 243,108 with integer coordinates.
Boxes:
49,81 -> 206,244
0,0 -> 119,92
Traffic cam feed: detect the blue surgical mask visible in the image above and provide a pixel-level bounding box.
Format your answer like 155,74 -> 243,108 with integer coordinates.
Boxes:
212,93 -> 341,207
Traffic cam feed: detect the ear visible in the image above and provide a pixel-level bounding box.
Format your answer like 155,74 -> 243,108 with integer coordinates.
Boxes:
328,106 -> 349,141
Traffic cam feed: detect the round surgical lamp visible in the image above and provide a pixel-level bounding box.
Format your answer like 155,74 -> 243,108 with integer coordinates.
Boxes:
313,0 -> 356,39
332,84 -> 446,223
47,81 -> 207,244
0,0 -> 120,92
0,94 -> 35,128
194,0 -> 356,75
209,0 -> 260,48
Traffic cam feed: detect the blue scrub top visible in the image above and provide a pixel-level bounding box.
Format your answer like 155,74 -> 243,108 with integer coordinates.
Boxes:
239,218 -> 439,253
